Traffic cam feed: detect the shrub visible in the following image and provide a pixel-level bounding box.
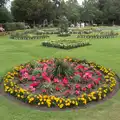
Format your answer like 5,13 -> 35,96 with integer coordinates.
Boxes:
3,22 -> 26,31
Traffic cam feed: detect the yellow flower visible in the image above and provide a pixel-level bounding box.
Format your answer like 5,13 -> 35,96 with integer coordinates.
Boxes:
59,104 -> 64,109
38,103 -> 41,106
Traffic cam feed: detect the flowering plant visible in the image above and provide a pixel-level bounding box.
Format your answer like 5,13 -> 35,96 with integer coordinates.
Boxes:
3,57 -> 118,109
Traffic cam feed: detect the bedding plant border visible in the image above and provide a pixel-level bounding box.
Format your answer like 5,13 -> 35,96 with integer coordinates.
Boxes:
2,57 -> 120,109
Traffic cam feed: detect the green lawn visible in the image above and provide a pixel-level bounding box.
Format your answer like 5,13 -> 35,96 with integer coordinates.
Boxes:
0,35 -> 120,120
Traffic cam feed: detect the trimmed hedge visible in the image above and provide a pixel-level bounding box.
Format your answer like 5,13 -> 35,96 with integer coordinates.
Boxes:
1,22 -> 26,31
42,40 -> 90,49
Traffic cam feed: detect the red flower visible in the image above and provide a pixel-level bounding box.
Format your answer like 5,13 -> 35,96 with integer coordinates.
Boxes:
29,86 -> 36,92
42,89 -> 47,93
55,86 -> 61,91
87,84 -> 92,89
75,84 -> 81,89
83,72 -> 92,80
94,80 -> 99,85
82,87 -> 87,91
76,65 -> 84,70
43,63 -> 48,71
30,81 -> 40,87
96,70 -> 102,76
42,72 -> 51,82
31,76 -> 36,81
97,78 -> 101,81
63,77 -> 68,85
20,68 -> 28,74
54,78 -> 59,83
64,90 -> 71,96
75,90 -> 80,95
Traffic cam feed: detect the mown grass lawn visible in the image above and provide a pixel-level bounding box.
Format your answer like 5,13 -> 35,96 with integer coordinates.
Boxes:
0,35 -> 120,120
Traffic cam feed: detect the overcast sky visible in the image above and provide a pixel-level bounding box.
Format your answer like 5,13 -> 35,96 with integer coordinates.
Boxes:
6,0 -> 84,10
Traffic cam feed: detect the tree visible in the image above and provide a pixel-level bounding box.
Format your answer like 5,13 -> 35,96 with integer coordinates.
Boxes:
66,0 -> 80,24
11,0 -> 55,24
59,16 -> 69,33
0,7 -> 13,23
0,0 -> 9,7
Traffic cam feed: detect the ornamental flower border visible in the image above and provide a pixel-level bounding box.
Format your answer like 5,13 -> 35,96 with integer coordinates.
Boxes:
42,40 -> 90,49
3,58 -> 119,109
77,34 -> 118,39
10,34 -> 49,40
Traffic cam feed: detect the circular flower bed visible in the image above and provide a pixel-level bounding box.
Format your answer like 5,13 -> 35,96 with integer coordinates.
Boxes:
3,58 -> 118,109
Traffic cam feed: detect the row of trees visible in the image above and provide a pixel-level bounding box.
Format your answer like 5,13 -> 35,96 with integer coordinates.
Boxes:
1,0 -> 120,25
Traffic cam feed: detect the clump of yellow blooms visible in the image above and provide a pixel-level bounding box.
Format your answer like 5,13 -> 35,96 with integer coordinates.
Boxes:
3,58 -> 118,109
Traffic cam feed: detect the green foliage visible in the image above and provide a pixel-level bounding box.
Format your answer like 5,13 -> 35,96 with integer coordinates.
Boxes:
2,22 -> 25,31
42,39 -> 90,49
73,75 -> 81,83
0,7 -> 13,23
0,0 -> 9,7
52,59 -> 74,77
59,16 -> 69,33
10,29 -> 49,40
32,69 -> 42,76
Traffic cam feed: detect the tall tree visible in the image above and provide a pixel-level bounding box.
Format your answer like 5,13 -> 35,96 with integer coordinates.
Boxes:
0,0 -> 9,7
0,7 -> 13,23
11,0 -> 55,24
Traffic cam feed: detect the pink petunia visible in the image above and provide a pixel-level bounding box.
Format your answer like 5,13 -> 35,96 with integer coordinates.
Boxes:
96,70 -> 102,76
30,81 -> 40,87
31,76 -> 36,81
29,86 -> 36,92
76,65 -> 84,70
54,78 -> 59,83
75,84 -> 81,89
87,84 -> 92,89
42,89 -> 47,93
83,72 -> 92,79
42,72 -> 51,82
55,86 -> 61,91
63,77 -> 68,85
94,80 -> 99,85
75,90 -> 80,95
82,87 -> 87,91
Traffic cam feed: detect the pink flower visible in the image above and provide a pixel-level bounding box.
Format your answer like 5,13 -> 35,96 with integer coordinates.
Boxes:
76,65 -> 84,70
96,70 -> 102,76
83,72 -> 92,79
63,77 -> 68,85
20,68 -> 27,74
55,86 -> 61,91
75,84 -> 81,89
22,72 -> 30,79
94,80 -> 99,85
84,67 -> 89,71
42,72 -> 51,82
87,84 -> 92,89
30,81 -> 40,87
75,90 -> 80,95
29,86 -> 36,92
82,87 -> 87,91
31,76 -> 36,81
53,78 -> 59,83
64,90 -> 71,96
43,63 -> 48,71
42,89 -> 47,93
97,78 -> 101,81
